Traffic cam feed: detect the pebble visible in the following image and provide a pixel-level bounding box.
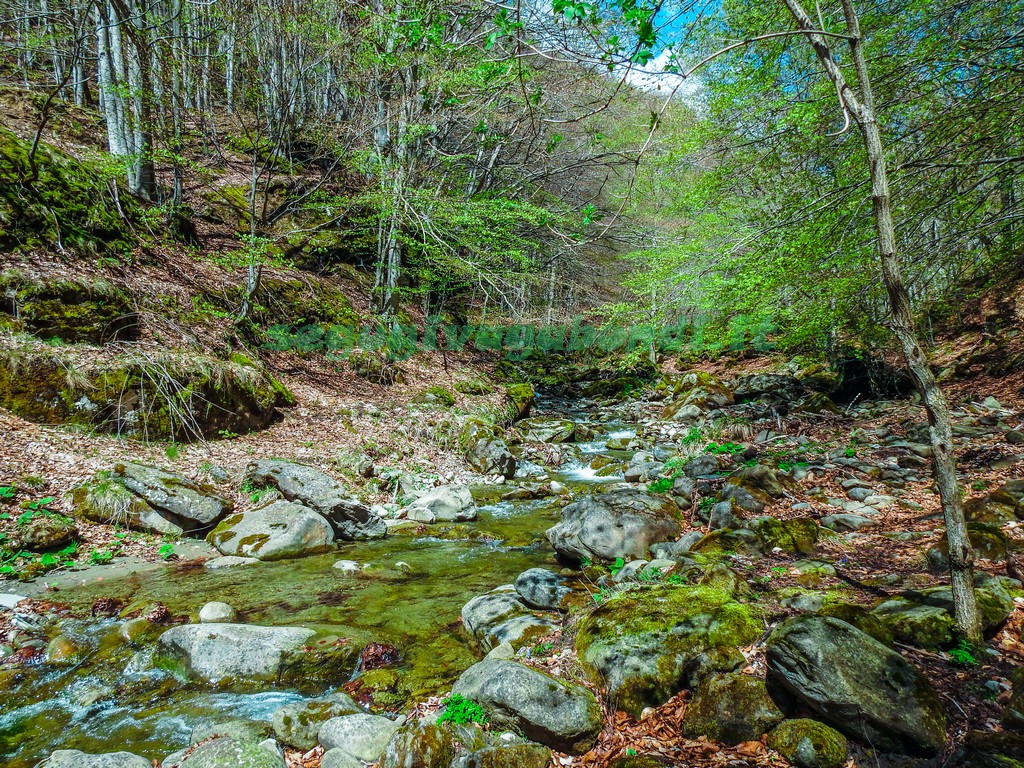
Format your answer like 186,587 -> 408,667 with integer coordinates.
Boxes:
333,560 -> 360,573
204,556 -> 260,570
0,594 -> 26,611
199,601 -> 237,623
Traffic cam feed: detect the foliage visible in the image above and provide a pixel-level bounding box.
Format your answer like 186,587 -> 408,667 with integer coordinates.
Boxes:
705,442 -> 745,456
948,639 -> 977,666
436,694 -> 488,725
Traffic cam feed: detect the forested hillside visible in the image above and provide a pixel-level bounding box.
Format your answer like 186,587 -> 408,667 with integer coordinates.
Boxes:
1,0 -> 1023,767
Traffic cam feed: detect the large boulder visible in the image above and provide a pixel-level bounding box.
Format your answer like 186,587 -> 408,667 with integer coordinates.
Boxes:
207,501 -> 334,560
765,615 -> 947,755
462,419 -> 517,479
452,658 -> 602,755
75,463 -> 232,536
869,584 -> 1015,648
36,751 -> 151,768
680,671 -> 785,745
518,418 -> 576,443
661,371 -> 733,414
574,584 -> 761,716
461,586 -> 557,651
546,488 -> 682,563
733,374 -> 806,405
156,624 -> 358,690
407,485 -> 477,522
245,459 -> 386,540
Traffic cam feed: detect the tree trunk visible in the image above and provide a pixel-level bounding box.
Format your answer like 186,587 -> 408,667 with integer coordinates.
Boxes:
781,0 -> 981,641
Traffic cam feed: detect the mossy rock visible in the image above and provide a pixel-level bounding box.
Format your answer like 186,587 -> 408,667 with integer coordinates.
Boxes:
0,342 -> 293,440
1,276 -> 138,343
580,376 -> 643,399
574,584 -> 762,716
245,277 -> 360,327
927,523 -> 1009,570
505,383 -> 535,421
17,513 -> 77,550
608,757 -> 672,768
349,349 -> 404,385
0,128 -> 140,254
413,386 -> 455,407
818,603 -> 893,646
767,719 -> 849,768
681,671 -> 785,745
870,585 -> 1015,649
455,378 -> 492,395
954,731 -> 1024,768
747,517 -> 820,556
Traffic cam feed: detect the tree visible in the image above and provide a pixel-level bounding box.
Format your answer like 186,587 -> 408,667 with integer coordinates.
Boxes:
539,0 -> 985,639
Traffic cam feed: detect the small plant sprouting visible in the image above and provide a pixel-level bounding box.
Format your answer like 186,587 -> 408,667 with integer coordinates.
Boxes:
437,694 -> 488,725
608,557 -> 626,577
165,443 -> 181,461
705,442 -> 745,455
0,486 -> 16,500
158,542 -> 177,560
241,480 -> 273,503
949,639 -> 978,666
648,477 -> 673,494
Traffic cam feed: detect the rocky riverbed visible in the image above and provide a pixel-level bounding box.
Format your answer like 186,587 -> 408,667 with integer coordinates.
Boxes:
2,369 -> 1024,768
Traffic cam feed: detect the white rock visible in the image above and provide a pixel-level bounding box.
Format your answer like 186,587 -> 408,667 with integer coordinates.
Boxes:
204,556 -> 260,570
0,594 -> 26,610
198,601 -> 237,623
318,714 -> 400,762
333,560 -> 360,573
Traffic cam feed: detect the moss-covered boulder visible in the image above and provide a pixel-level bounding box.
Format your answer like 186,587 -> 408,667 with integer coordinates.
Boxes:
0,342 -> 294,440
380,721 -> 456,768
505,383 -> 535,421
692,517 -> 819,558
952,731 -> 1024,768
927,523 -> 1009,570
661,371 -> 733,416
207,501 -> 334,561
18,513 -> 76,550
73,463 -> 232,536
766,615 -> 947,755
1,275 -> 138,343
767,719 -> 849,768
0,127 -> 140,254
575,584 -> 762,716
818,603 -> 893,646
680,671 -> 785,744
1003,667 -> 1024,732
518,417 -> 576,443
413,386 -> 455,407
870,585 -> 1014,648
461,419 -> 517,479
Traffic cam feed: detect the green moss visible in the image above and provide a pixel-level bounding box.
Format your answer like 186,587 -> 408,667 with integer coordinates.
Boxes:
505,382 -> 535,420
575,584 -> 762,716
414,386 -> 456,407
681,672 -> 785,745
768,719 -> 849,768
0,127 -> 140,254
747,517 -> 820,556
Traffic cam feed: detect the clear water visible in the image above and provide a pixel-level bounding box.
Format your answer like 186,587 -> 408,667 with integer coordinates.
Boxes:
1,415 -> 637,767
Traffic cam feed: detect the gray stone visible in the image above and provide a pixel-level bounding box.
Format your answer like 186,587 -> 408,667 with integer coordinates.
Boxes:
406,485 -> 476,522
204,556 -> 260,569
190,720 -> 272,745
846,487 -> 872,502
380,721 -> 457,768
709,500 -> 742,530
36,751 -> 152,768
207,501 -> 334,561
514,568 -> 573,611
546,488 -> 682,563
0,593 -> 26,610
109,462 -> 232,535
199,602 -> 237,623
245,459 -> 386,540
820,514 -> 878,532
156,623 -> 355,688
320,749 -> 364,768
177,737 -> 285,768
649,532 -> 704,559
452,658 -> 602,755
766,615 -> 947,755
461,586 -> 557,651
318,713 -> 400,762
519,418 -> 576,443
272,693 -> 362,749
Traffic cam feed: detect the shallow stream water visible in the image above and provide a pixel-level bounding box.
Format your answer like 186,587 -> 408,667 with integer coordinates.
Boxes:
1,415 -> 633,767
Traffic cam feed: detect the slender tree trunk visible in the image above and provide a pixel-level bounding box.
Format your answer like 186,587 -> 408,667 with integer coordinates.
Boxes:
781,0 -> 981,641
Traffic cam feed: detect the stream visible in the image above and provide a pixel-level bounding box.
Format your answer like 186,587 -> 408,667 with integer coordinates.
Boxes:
0,408 -> 637,768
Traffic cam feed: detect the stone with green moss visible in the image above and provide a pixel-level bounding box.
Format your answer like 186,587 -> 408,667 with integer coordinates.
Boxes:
681,671 -> 785,744
767,719 -> 849,768
207,501 -> 334,560
413,386 -> 455,407
380,721 -> 456,768
0,128 -> 141,254
272,693 -> 362,749
927,523 -> 1009,570
870,585 -> 1014,649
18,513 -> 76,551
0,341 -> 293,440
575,584 -> 762,716
505,383 -> 535,421
818,603 -> 893,646
1,275 -> 138,343
747,517 -> 820,556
